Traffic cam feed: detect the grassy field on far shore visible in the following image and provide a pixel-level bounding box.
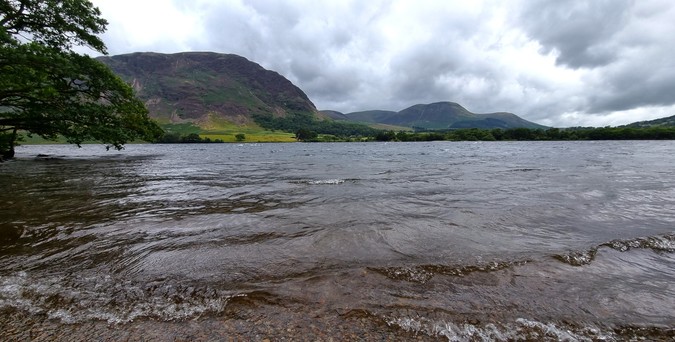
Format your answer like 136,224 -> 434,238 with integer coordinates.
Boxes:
16,119 -> 298,145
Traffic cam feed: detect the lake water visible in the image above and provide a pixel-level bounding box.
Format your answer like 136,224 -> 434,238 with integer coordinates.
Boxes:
1,141 -> 674,340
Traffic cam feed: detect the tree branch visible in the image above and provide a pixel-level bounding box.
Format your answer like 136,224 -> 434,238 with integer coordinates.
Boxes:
0,0 -> 26,28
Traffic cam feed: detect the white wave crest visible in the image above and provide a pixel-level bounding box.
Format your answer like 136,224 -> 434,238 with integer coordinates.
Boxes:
386,315 -> 618,341
290,178 -> 358,185
0,272 -> 238,324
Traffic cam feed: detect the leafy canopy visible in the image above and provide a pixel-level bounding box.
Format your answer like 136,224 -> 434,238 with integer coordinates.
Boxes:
0,0 -> 162,159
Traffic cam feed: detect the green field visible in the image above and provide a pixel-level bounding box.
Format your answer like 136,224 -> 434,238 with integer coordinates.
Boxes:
16,115 -> 298,145
162,116 -> 297,143
365,123 -> 413,131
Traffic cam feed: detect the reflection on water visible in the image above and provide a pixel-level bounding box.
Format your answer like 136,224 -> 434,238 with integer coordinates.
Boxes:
1,142 -> 674,340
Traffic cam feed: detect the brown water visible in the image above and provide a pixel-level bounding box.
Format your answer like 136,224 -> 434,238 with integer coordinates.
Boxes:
1,141 -> 674,340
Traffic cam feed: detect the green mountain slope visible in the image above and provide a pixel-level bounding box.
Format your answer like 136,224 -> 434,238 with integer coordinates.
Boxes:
342,102 -> 545,129
97,52 -> 321,127
346,110 -> 399,124
319,110 -> 350,121
625,114 -> 675,128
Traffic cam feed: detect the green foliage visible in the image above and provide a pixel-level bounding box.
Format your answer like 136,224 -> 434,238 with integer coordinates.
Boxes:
253,111 -> 379,139
235,133 -> 246,141
160,122 -> 202,135
371,126 -> 675,142
294,128 -> 318,142
156,132 -> 223,143
0,0 -> 162,160
374,130 -> 396,141
0,0 -> 108,51
576,126 -> 675,140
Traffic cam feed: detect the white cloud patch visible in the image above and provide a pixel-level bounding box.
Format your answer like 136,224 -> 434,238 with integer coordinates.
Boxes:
90,0 -> 675,126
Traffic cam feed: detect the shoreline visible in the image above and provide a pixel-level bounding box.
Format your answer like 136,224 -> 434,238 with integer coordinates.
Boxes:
1,307 -> 427,341
3,309 -> 673,341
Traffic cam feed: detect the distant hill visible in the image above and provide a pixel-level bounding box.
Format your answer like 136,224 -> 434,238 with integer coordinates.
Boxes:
97,52 -> 322,127
624,114 -> 675,128
342,102 -> 545,130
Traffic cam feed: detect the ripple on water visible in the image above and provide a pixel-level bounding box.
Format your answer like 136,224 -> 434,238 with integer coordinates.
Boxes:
2,142 -> 675,336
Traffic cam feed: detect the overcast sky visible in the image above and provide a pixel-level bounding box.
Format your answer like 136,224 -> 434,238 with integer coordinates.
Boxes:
88,0 -> 675,127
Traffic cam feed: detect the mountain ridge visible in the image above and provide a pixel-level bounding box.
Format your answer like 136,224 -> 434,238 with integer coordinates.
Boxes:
336,102 -> 546,129
98,52 -> 545,132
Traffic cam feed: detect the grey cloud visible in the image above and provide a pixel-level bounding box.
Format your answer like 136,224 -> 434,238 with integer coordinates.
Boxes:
517,0 -> 634,69
288,55 -> 363,99
390,47 -> 463,102
588,60 -> 675,113
514,0 -> 675,121
161,1 -> 506,114
582,1 -> 675,114
198,2 -> 376,80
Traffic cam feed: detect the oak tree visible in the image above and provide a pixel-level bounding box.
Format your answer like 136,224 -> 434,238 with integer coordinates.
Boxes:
0,0 -> 162,160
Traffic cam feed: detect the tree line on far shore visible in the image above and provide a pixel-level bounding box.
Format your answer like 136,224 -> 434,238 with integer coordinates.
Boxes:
154,125 -> 675,144
156,132 -> 224,143
371,126 -> 675,142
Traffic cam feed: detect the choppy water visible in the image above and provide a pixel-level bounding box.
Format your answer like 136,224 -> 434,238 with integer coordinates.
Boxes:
1,141 -> 674,340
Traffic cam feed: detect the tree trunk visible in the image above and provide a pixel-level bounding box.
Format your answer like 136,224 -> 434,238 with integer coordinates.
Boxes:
1,128 -> 17,161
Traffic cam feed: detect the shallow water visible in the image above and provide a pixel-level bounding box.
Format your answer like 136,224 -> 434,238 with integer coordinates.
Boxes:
1,141 -> 674,340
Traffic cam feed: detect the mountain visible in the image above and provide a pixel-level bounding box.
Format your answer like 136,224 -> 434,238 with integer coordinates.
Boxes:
624,114 -> 675,128
98,52 -> 544,133
97,52 -> 320,126
343,102 -> 545,129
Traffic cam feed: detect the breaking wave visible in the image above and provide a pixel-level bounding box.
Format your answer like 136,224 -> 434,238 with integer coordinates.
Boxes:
289,178 -> 359,185
0,272 -> 239,324
553,249 -> 598,266
371,233 -> 675,281
554,232 -> 674,266
370,260 -> 530,283
602,233 -> 675,253
386,315 -> 673,342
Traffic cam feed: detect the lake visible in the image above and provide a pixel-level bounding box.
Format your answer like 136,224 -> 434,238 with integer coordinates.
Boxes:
1,141 -> 673,340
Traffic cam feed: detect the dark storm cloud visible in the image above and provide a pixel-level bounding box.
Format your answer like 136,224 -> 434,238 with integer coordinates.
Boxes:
388,40 -> 462,102
517,0 -> 634,69
587,56 -> 675,113
514,0 -> 675,120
